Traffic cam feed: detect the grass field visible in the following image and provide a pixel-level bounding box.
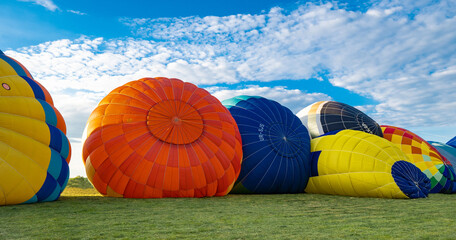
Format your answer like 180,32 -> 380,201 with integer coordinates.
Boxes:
1,177 -> 455,239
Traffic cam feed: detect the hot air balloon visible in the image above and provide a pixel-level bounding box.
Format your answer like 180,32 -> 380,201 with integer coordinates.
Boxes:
428,141 -> 456,170
305,130 -> 430,199
0,51 -> 70,205
83,77 -> 242,198
223,96 -> 311,194
448,136 -> 456,148
297,101 -> 383,138
381,126 -> 455,193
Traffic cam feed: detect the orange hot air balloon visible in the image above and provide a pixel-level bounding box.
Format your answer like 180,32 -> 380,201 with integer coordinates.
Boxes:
83,77 -> 243,198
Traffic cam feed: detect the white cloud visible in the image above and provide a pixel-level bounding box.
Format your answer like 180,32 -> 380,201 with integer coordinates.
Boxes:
18,0 -> 58,11
5,0 -> 456,176
6,0 -> 456,129
67,10 -> 87,16
68,139 -> 86,177
208,85 -> 332,113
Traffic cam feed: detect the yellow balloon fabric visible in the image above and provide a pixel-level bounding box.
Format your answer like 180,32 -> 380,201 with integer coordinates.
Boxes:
0,52 -> 70,205
305,130 -> 430,199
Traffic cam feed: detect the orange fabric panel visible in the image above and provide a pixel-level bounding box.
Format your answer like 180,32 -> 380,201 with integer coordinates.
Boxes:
158,77 -> 174,99
132,160 -> 153,185
181,82 -> 197,102
215,148 -> 231,170
87,146 -> 109,169
91,172 -> 108,195
206,181 -> 218,196
185,144 -> 201,167
83,128 -> 103,161
168,144 -> 179,167
134,137 -> 158,157
192,141 -> 212,163
109,169 -> 130,196
179,167 -> 194,190
163,167 -> 179,191
140,78 -> 168,100
201,160 -> 217,184
191,165 -> 207,189
97,158 -> 117,184
154,143 -> 170,166
170,78 -> 184,101
143,186 -> 162,198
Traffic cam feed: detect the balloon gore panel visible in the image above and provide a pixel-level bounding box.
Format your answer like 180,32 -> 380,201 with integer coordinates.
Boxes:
447,136 -> 456,148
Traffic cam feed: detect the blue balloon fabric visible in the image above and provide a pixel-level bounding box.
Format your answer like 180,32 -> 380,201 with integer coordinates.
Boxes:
223,96 -> 311,193
429,141 -> 456,193
429,141 -> 456,169
447,136 -> 456,148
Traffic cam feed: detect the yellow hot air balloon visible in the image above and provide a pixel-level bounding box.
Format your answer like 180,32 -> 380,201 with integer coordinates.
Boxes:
0,51 -> 71,205
305,130 -> 430,199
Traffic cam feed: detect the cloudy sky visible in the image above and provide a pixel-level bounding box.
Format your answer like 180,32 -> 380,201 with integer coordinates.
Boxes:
2,0 -> 455,177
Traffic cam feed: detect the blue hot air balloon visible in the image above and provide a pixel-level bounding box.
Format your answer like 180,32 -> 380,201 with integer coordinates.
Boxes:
447,136 -> 456,149
223,96 -> 311,194
429,141 -> 456,171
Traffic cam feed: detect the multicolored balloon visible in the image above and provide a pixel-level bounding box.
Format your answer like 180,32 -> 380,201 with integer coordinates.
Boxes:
381,125 -> 455,193
223,96 -> 311,194
297,101 -> 383,138
83,77 -> 242,198
305,130 -> 430,199
0,51 -> 70,205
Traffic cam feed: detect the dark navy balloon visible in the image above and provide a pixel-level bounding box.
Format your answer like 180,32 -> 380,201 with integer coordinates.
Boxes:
297,101 -> 383,138
223,96 -> 311,193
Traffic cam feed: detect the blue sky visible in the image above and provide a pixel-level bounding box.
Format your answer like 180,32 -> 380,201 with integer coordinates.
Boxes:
2,0 -> 456,176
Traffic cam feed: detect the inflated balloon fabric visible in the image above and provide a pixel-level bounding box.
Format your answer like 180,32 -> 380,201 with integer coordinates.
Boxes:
305,130 -> 430,199
83,77 -> 242,198
428,142 -> 456,175
297,101 -> 383,138
223,96 -> 311,194
448,136 -> 456,148
382,126 -> 455,194
0,51 -> 70,205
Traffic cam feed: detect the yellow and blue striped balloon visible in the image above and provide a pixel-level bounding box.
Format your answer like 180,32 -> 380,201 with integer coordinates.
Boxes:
0,51 -> 71,205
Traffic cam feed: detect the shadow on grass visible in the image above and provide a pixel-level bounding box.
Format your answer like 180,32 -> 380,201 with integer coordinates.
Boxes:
59,196 -> 105,201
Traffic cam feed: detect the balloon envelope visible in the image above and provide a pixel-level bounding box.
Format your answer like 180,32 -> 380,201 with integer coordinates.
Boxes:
83,77 -> 242,198
223,96 -> 311,194
0,52 -> 70,205
305,130 -> 430,199
297,101 -> 383,138
447,136 -> 456,148
382,125 -> 455,194
428,141 -> 456,169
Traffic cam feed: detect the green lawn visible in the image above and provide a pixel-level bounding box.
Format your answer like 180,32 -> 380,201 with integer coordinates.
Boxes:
1,178 -> 455,239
